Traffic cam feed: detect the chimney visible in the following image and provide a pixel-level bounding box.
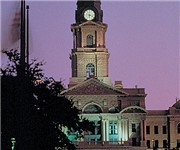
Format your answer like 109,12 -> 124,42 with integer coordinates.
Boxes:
114,81 -> 123,89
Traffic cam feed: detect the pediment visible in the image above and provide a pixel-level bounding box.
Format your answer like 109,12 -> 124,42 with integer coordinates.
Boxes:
79,21 -> 107,28
61,78 -> 128,96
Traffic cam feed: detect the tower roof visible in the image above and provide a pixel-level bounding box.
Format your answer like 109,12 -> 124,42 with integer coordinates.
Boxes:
75,0 -> 103,23
77,0 -> 101,9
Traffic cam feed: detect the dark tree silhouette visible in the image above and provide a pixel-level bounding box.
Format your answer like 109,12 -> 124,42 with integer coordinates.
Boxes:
1,49 -> 94,150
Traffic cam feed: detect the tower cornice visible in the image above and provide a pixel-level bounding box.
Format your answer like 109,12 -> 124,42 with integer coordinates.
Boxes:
71,21 -> 107,30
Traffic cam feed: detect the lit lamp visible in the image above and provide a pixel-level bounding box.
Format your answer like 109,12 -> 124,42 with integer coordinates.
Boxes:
35,79 -> 41,84
11,137 -> 16,150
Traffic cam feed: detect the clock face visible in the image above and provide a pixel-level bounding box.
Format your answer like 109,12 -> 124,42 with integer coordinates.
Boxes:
84,9 -> 95,21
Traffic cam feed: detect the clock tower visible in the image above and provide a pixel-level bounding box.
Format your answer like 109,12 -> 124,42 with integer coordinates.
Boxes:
69,0 -> 111,87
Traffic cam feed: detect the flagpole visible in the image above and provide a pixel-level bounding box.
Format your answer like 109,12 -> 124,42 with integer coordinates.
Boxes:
20,0 -> 26,76
26,5 -> 29,67
16,1 -> 26,149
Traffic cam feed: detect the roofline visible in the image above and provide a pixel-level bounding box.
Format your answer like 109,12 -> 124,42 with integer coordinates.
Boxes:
61,78 -> 129,95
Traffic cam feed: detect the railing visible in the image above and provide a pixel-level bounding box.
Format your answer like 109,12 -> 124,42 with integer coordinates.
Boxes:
73,141 -> 132,149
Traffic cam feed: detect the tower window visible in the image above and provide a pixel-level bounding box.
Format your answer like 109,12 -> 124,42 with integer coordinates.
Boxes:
86,34 -> 93,47
86,63 -> 95,78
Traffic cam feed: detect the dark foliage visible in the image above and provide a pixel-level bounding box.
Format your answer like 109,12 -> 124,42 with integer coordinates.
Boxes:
1,49 -> 94,150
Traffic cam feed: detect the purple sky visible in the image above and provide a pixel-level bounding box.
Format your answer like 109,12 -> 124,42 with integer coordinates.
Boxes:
1,0 -> 180,110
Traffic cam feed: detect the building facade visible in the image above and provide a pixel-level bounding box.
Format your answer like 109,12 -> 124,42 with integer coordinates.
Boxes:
61,1 -> 180,150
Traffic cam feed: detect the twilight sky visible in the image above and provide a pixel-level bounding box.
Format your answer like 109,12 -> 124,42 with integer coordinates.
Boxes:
1,0 -> 180,110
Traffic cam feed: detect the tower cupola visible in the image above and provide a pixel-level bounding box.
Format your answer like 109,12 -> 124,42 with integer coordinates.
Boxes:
69,0 -> 111,87
76,0 -> 103,23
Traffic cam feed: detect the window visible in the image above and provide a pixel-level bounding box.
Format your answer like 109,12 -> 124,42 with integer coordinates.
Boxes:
86,34 -> 93,47
154,126 -> 158,134
85,120 -> 101,136
93,121 -> 101,135
178,123 -> 180,134
155,140 -> 159,148
83,104 -> 102,113
109,121 -> 118,135
147,140 -> 150,148
132,138 -> 137,146
162,126 -> 166,134
163,140 -> 167,148
86,63 -> 95,78
177,139 -> 180,148
146,126 -> 150,134
132,124 -> 136,132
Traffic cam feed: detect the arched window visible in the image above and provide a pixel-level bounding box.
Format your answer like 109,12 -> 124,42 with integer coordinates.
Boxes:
86,63 -> 95,78
86,35 -> 93,47
178,123 -> 180,134
83,104 -> 102,113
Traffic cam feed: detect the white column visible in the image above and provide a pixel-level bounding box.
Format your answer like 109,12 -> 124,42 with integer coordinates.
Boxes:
127,120 -> 129,140
96,30 -> 99,47
124,120 -> 128,141
102,120 -> 106,141
118,120 -> 122,141
106,120 -> 109,141
122,120 -> 125,141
